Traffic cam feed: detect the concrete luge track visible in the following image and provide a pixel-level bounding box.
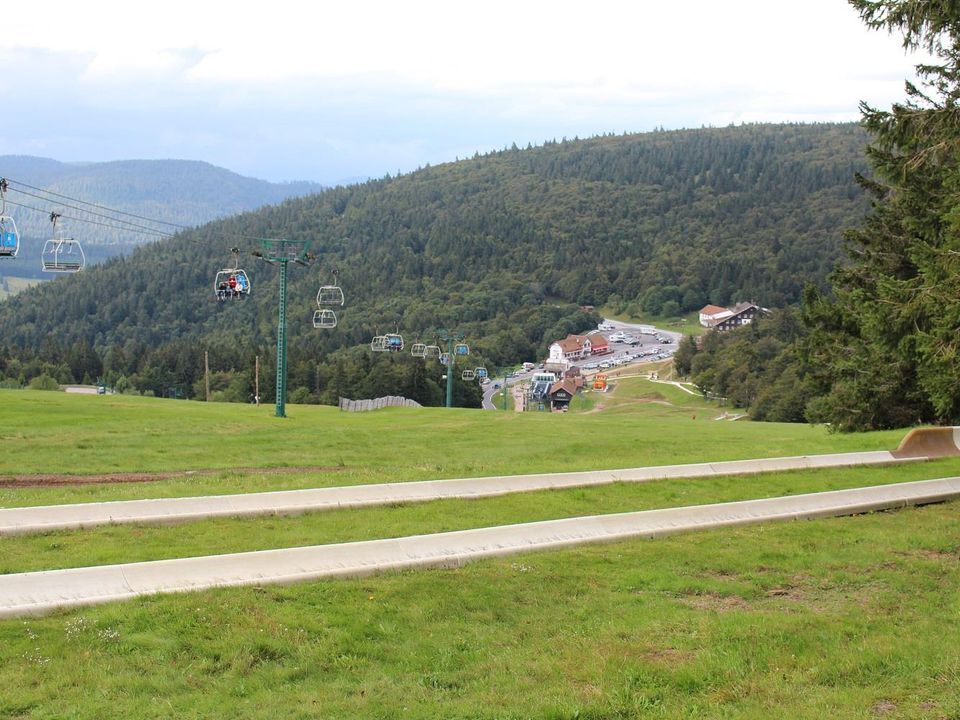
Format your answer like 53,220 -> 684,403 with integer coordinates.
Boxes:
0,449 -> 942,537
2,476 -> 959,618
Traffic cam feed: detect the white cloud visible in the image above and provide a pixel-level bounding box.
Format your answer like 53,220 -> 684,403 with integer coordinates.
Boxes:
0,0 -> 930,181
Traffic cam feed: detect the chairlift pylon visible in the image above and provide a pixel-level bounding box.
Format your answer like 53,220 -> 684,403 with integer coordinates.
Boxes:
0,180 -> 19,259
215,247 -> 251,300
312,308 -> 337,329
41,213 -> 85,273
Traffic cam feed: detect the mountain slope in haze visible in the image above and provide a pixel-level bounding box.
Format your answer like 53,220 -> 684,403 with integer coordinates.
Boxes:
0,123 -> 872,394
0,156 -> 323,276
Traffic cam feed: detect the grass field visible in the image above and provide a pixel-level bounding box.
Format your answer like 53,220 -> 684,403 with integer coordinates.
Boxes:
0,275 -> 43,301
1,388 -> 958,718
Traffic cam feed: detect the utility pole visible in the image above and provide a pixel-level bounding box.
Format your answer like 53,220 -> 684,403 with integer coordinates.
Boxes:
255,355 -> 260,406
254,239 -> 311,418
204,350 -> 210,402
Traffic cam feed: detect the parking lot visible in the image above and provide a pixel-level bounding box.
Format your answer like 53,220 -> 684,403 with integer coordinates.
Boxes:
482,320 -> 681,408
576,322 -> 678,373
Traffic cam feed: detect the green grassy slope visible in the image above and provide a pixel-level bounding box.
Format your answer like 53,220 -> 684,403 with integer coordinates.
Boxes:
1,390 -> 958,718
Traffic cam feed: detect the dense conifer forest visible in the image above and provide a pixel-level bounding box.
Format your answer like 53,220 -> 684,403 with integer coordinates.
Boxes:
0,123 -> 873,406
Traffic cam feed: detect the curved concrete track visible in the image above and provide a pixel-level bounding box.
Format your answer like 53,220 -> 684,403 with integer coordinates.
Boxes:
1,476 -> 958,618
0,450 -> 931,536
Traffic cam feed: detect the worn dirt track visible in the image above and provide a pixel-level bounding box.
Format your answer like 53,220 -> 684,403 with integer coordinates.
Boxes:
0,466 -> 343,488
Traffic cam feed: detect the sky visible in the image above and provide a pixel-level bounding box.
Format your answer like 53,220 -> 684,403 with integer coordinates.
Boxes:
0,0 -> 927,185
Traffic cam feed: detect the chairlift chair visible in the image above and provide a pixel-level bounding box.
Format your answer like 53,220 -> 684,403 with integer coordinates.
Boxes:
462,369 -> 476,381
317,285 -> 345,306
454,343 -> 470,356
312,309 -> 337,329
215,247 -> 250,300
0,216 -> 18,259
316,269 -> 344,306
214,269 -> 251,300
385,333 -> 404,351
411,343 -> 427,358
41,219 -> 85,273
0,180 -> 18,259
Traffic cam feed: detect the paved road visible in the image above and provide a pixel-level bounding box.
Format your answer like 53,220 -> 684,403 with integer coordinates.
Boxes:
2,476 -> 958,618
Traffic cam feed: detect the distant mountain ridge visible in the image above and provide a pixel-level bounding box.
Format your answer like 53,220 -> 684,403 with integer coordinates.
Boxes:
0,156 -> 323,277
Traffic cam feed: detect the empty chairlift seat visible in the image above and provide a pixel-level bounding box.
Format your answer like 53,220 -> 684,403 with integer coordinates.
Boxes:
317,285 -> 344,306
313,309 -> 337,329
41,238 -> 85,272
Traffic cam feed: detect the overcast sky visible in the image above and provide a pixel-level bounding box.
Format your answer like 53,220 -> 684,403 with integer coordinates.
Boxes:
0,0 -> 925,184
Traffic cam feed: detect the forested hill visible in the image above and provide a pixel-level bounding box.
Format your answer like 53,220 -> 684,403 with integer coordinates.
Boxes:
0,156 -> 323,274
0,123 -> 872,398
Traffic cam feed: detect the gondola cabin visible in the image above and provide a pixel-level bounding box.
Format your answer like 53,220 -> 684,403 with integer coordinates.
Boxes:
410,343 -> 427,358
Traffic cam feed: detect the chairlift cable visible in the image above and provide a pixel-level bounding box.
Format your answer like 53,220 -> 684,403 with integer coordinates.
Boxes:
2,176 -> 352,256
8,187 -> 177,237
4,178 -> 189,230
2,198 -> 173,239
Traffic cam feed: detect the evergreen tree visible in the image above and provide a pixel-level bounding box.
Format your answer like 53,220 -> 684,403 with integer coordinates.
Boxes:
802,0 -> 960,429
